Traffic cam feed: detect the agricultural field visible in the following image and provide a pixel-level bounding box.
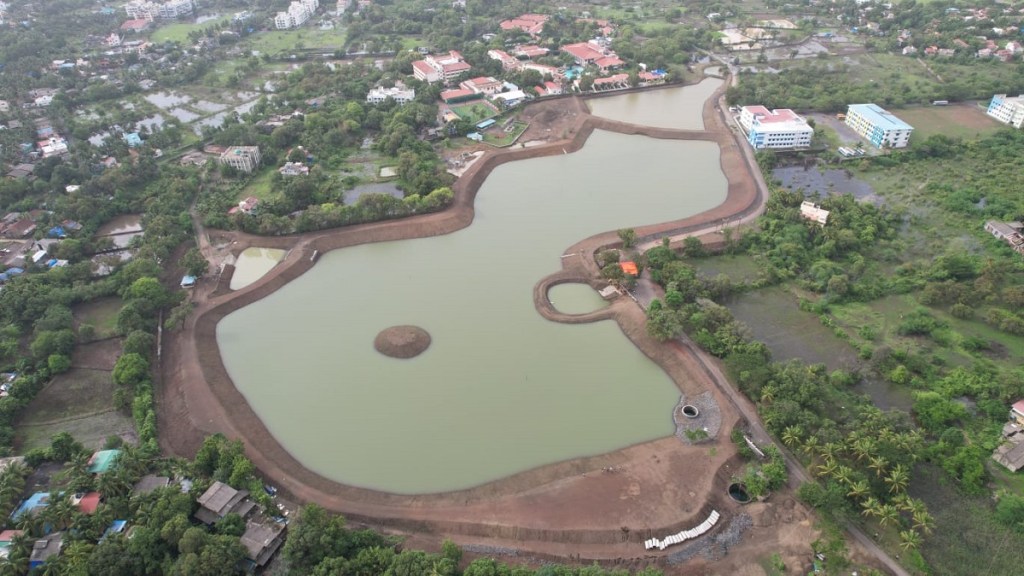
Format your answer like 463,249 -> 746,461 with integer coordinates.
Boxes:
16,340 -> 135,452
73,297 -> 122,341
240,168 -> 284,203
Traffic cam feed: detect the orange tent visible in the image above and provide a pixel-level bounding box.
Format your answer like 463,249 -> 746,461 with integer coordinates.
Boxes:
620,261 -> 638,276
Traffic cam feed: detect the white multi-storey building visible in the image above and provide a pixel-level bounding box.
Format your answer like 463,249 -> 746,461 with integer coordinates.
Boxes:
986,94 -> 1024,129
275,0 -> 319,29
124,0 -> 194,21
845,103 -> 913,149
739,106 -> 813,149
219,146 -> 262,173
366,82 -> 415,104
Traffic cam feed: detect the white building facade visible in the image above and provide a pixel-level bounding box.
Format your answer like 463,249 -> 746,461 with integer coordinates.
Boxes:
845,103 -> 913,149
275,0 -> 319,29
987,94 -> 1024,129
739,106 -> 813,149
366,83 -> 416,105
124,0 -> 194,21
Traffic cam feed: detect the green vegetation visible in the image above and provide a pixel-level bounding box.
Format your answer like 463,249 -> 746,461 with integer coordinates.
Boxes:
150,15 -> 233,44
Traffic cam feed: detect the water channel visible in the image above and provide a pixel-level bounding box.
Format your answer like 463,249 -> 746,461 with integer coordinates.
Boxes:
218,88 -> 728,494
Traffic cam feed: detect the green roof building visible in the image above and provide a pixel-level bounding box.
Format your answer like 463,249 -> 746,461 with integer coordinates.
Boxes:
87,450 -> 121,474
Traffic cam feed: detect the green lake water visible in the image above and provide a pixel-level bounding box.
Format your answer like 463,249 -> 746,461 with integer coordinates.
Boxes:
218,122 -> 727,494
230,247 -> 287,290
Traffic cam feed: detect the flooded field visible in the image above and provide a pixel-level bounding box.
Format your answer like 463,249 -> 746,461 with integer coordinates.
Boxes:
231,247 -> 286,290
548,283 -> 608,315
771,166 -> 882,204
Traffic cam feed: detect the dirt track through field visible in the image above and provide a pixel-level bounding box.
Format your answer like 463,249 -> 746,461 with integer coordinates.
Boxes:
155,77 -> 800,567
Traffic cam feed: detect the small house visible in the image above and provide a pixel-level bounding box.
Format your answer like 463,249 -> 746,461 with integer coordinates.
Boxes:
132,474 -> 170,496
73,492 -> 101,515
180,275 -> 196,288
28,533 -> 62,570
11,492 -> 50,520
87,449 -> 120,474
619,261 -> 639,276
101,520 -> 127,542
240,520 -> 286,570
195,481 -> 256,525
800,201 -> 830,226
0,530 -> 23,559
1011,399 -> 1024,426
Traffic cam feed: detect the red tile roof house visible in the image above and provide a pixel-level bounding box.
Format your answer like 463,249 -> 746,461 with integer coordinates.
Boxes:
412,51 -> 471,84
499,14 -> 548,36
74,492 -> 102,515
229,197 -> 260,216
562,42 -> 620,68
514,44 -> 549,59
592,73 -> 630,91
120,19 -> 152,33
460,76 -> 504,95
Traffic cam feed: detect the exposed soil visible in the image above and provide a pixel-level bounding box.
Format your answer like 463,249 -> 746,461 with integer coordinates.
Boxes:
374,325 -> 431,359
155,78 -> 891,573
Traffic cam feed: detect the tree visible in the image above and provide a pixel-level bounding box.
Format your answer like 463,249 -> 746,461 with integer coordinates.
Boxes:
877,503 -> 900,527
113,353 -> 150,388
49,432 -> 85,462
617,228 -> 637,248
179,248 -> 209,279
847,480 -> 870,500
282,504 -> 349,574
899,529 -> 921,551
47,354 -> 71,374
781,425 -> 802,448
885,463 -> 909,495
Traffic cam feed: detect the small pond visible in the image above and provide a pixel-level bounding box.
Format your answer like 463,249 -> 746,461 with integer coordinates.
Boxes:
95,214 -> 143,237
585,78 -> 722,131
145,91 -> 190,109
548,284 -> 608,315
231,248 -> 287,290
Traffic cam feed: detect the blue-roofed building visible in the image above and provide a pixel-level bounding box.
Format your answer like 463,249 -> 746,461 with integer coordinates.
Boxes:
11,493 -> 50,520
844,103 -> 914,149
123,132 -> 143,147
47,226 -> 66,238
101,520 -> 128,542
476,119 -> 496,130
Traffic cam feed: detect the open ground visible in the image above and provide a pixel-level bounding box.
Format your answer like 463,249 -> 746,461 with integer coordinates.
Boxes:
156,78 -> 890,573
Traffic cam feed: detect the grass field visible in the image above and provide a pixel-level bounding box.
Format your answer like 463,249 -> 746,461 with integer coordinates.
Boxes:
448,101 -> 499,124
240,168 -> 283,203
151,14 -> 232,44
895,104 -> 1003,142
239,28 -> 346,56
73,297 -> 122,340
482,121 -> 529,147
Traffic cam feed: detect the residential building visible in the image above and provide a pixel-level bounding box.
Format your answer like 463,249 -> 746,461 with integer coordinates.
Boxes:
561,42 -> 617,67
38,137 -> 68,158
800,201 -> 830,226
984,221 -> 1024,255
498,14 -> 548,36
1011,399 -> 1024,426
739,106 -> 813,149
366,82 -> 415,104
279,162 -> 309,176
844,103 -> 913,148
534,81 -> 562,96
240,520 -> 286,570
487,49 -> 520,71
0,530 -> 22,560
195,481 -> 257,524
493,90 -> 527,108
123,0 -> 194,21
592,73 -> 629,91
88,449 -> 120,474
218,146 -> 262,173
460,76 -> 503,95
229,197 -> 260,216
120,18 -> 152,33
275,0 -> 319,29
513,44 -> 549,59
132,475 -> 171,496
412,51 -> 471,84
986,94 -> 1024,128
29,533 -> 62,571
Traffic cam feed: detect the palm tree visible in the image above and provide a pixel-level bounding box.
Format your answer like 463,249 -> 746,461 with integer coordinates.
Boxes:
781,426 -> 803,449
852,437 -> 876,462
885,463 -> 910,495
868,455 -> 889,478
802,435 -> 819,456
912,509 -> 935,535
861,496 -> 881,518
899,529 -> 922,551
816,457 -> 837,479
833,465 -> 854,486
819,442 -> 840,462
878,503 -> 900,527
847,480 -> 870,501
760,386 -> 776,404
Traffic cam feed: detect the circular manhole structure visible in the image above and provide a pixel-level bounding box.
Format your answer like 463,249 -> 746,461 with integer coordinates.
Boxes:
681,405 -> 700,419
728,482 -> 751,504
